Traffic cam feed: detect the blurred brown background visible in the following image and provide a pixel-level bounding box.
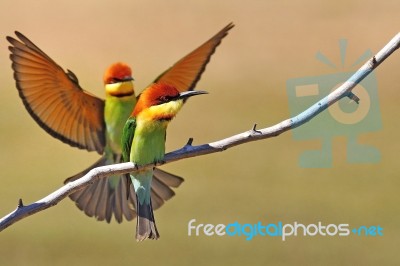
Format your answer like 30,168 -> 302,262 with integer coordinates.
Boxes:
1,0 -> 399,265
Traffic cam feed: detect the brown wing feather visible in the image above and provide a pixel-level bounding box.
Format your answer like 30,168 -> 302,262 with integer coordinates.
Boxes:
154,22 -> 234,92
7,31 -> 105,154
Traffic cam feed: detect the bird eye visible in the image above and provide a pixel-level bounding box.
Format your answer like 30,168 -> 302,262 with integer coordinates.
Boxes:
159,96 -> 169,102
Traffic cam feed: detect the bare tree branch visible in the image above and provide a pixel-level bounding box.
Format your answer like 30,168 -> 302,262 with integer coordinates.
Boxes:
1,32 -> 399,232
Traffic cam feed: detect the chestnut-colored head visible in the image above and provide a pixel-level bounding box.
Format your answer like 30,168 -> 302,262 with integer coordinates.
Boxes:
103,62 -> 135,97
133,83 -> 179,117
133,83 -> 207,120
103,62 -> 133,84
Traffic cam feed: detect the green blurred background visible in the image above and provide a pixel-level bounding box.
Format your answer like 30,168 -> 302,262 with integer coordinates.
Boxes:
1,0 -> 400,265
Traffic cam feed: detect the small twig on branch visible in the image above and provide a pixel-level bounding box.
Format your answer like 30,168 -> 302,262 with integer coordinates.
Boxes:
1,32 -> 399,232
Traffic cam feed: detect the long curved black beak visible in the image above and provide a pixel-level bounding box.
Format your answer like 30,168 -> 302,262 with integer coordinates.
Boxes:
177,90 -> 208,100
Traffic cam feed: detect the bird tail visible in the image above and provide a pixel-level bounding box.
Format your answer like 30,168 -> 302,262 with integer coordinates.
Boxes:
64,154 -> 136,223
151,168 -> 184,209
64,155 -> 184,224
136,196 -> 160,241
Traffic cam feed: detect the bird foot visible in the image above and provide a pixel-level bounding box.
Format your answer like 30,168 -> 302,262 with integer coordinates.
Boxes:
154,159 -> 166,167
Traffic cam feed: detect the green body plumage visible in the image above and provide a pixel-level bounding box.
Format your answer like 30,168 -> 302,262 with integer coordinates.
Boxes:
104,94 -> 136,155
104,94 -> 136,189
122,117 -> 170,206
122,99 -> 184,200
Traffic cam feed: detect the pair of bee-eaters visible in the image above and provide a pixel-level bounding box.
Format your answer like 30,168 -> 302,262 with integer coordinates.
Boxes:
7,23 -> 234,240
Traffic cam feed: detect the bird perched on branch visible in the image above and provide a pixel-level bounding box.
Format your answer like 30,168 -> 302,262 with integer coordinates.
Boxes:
6,23 -> 234,223
122,83 -> 207,240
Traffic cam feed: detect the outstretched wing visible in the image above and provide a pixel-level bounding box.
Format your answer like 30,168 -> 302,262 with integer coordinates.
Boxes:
153,22 -> 234,92
7,31 -> 105,154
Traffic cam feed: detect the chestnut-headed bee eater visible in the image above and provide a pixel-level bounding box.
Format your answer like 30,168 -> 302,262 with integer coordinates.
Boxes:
122,83 -> 207,240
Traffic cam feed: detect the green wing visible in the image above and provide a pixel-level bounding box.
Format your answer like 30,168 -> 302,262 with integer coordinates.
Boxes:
121,116 -> 137,199
121,116 -> 136,163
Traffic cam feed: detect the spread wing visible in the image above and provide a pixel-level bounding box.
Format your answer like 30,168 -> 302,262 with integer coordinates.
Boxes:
153,22 -> 234,92
7,31 -> 105,154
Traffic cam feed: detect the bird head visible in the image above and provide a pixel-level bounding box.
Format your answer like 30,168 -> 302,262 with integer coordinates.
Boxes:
103,62 -> 135,97
133,83 -> 207,121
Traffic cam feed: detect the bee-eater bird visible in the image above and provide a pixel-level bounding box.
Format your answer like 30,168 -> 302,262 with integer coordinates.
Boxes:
7,23 -> 234,223
122,83 -> 207,240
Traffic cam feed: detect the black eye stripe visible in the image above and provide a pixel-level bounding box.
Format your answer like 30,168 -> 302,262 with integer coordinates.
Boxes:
112,78 -> 124,83
155,91 -> 181,105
